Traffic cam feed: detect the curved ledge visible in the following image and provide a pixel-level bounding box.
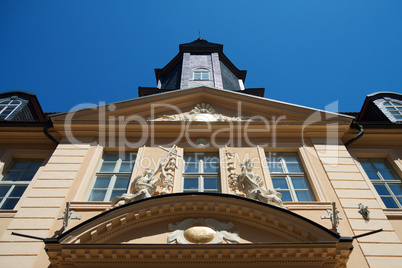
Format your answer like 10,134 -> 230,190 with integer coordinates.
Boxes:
57,193 -> 340,244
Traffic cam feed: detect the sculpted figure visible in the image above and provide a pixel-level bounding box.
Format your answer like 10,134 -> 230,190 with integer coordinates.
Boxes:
111,168 -> 161,207
111,145 -> 180,208
238,160 -> 285,208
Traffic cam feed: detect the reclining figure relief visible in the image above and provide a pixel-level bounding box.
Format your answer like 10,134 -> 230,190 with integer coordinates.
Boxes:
237,160 -> 285,208
111,168 -> 160,207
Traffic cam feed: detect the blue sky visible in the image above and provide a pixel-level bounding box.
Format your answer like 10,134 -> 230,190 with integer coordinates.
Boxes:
1,1 -> 401,113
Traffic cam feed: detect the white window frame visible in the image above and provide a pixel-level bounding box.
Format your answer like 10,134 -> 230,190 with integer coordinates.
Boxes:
0,99 -> 22,120
193,69 -> 210,81
266,152 -> 315,202
382,100 -> 402,122
359,158 -> 402,208
182,152 -> 220,193
87,151 -> 137,202
0,158 -> 43,209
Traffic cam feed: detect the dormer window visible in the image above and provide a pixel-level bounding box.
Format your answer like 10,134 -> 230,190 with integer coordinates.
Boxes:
193,69 -> 210,80
0,99 -> 22,120
383,100 -> 402,122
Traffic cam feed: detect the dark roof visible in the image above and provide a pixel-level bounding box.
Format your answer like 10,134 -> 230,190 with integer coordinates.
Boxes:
179,38 -> 223,53
355,91 -> 402,127
0,90 -> 46,122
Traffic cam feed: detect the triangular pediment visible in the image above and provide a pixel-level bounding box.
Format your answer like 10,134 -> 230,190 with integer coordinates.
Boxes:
50,86 -> 353,128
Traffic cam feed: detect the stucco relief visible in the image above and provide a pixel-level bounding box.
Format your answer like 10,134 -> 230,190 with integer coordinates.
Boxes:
159,103 -> 251,122
111,146 -> 178,207
238,160 -> 285,208
226,151 -> 242,195
167,218 -> 240,244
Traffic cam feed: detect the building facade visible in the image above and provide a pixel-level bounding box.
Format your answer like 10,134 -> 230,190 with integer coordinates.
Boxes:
0,39 -> 401,267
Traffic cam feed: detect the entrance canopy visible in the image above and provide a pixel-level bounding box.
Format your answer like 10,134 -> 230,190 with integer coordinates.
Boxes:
45,193 -> 353,267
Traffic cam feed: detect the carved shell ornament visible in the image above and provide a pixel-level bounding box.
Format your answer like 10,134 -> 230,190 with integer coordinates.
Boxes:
159,103 -> 252,122
167,218 -> 240,244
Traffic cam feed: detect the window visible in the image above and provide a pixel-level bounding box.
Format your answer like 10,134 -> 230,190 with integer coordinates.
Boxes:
88,151 -> 137,202
266,152 -> 314,202
383,100 -> 402,121
359,158 -> 402,208
183,152 -> 219,193
0,159 -> 43,209
0,99 -> 22,120
193,69 -> 210,80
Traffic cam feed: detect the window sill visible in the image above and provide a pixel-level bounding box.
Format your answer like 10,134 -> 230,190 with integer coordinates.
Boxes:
0,210 -> 17,218
384,208 -> 402,218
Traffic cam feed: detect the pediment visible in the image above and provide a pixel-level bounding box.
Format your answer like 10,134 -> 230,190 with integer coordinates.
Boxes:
50,87 -> 353,126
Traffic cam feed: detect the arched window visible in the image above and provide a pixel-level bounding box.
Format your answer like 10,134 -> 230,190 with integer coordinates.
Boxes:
193,69 -> 210,81
383,100 -> 402,121
0,99 -> 22,120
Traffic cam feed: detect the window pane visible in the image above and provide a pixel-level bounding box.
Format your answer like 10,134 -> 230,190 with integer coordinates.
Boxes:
201,72 -> 209,80
110,190 -> 126,201
268,162 -> 283,173
361,162 -> 373,169
295,190 -> 313,201
397,197 -> 402,206
204,153 -> 218,162
88,190 -> 107,201
372,161 -> 387,170
184,154 -> 197,162
268,155 -> 281,163
204,178 -> 219,190
194,72 -> 201,80
20,171 -> 36,181
204,162 -> 219,173
287,163 -> 302,173
389,184 -> 402,196
104,152 -> 119,161
114,177 -> 130,189
2,198 -> 19,209
272,178 -> 288,190
291,177 -> 308,189
28,162 -> 42,170
381,197 -> 398,208
374,184 -> 390,195
12,162 -> 28,170
283,154 -> 298,162
279,191 -> 292,202
4,171 -> 21,181
185,163 -> 198,173
183,178 -> 198,190
366,170 -> 380,180
379,170 -> 398,180
93,177 -> 111,188
0,186 -> 11,197
119,162 -> 133,172
9,186 -> 27,197
99,162 -> 116,172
